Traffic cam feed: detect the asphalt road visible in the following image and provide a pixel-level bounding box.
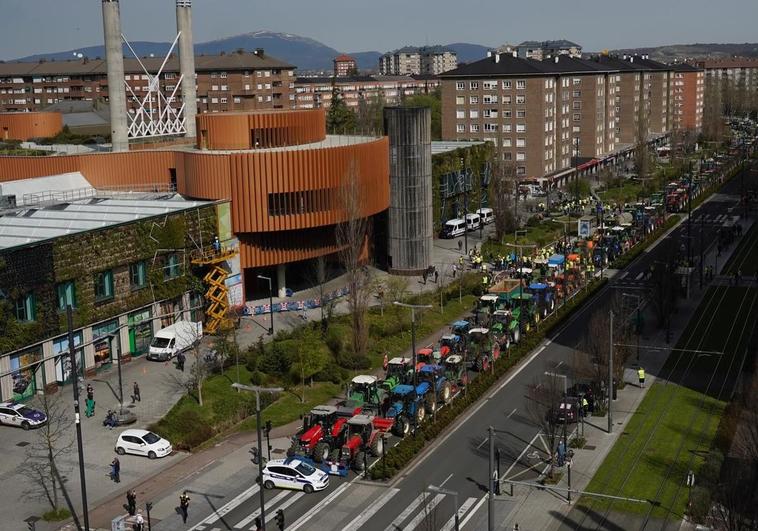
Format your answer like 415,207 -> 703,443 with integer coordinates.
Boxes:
154,160 -> 757,531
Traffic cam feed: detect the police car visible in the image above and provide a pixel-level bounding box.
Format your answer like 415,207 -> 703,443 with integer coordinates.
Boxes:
0,401 -> 47,430
261,457 -> 329,493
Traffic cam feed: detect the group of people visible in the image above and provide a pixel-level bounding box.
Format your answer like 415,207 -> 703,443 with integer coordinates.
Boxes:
121,490 -> 190,529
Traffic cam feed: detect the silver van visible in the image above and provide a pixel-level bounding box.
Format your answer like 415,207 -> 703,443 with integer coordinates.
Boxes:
465,213 -> 481,231
476,208 -> 495,225
441,218 -> 466,238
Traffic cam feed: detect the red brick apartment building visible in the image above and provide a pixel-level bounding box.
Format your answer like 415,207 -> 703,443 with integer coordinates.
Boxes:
440,52 -> 703,180
0,49 -> 296,115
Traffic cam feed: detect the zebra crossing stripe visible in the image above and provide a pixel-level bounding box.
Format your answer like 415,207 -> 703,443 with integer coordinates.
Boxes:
459,495 -> 487,528
343,487 -> 399,530
186,484 -> 261,530
287,482 -> 350,531
440,497 -> 478,531
384,492 -> 428,531
403,493 -> 446,531
234,490 -> 290,529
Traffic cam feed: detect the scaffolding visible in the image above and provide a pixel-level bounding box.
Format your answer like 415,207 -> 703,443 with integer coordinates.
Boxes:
190,245 -> 239,334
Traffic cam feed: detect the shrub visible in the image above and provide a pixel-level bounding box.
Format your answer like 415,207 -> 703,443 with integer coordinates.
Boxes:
688,486 -> 711,523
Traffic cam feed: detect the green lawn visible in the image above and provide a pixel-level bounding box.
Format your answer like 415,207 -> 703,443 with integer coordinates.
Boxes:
579,286 -> 758,519
482,219 -> 565,255
597,181 -> 646,204
237,382 -> 340,432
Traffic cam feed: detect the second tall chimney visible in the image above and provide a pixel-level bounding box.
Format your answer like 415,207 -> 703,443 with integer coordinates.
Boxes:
102,0 -> 128,152
176,0 -> 197,138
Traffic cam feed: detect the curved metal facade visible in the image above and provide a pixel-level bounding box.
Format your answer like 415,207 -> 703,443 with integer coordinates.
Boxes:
0,112 -> 63,141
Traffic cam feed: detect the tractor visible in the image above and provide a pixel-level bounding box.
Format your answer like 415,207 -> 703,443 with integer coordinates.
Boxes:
467,327 -> 501,372
338,414 -> 391,471
287,405 -> 350,463
439,333 -> 463,357
381,357 -> 414,394
443,354 -> 468,391
478,294 -> 500,326
345,374 -> 383,411
383,384 -> 427,437
510,293 -> 540,332
490,309 -> 519,346
418,364 -> 453,412
527,283 -> 555,319
416,346 -> 442,367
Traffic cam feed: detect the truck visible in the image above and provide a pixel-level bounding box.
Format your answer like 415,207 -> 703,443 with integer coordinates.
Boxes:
147,321 -> 202,361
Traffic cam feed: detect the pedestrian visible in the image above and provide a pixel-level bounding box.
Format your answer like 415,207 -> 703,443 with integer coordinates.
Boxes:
86,383 -> 93,401
110,457 -> 120,483
422,270 -> 427,285
133,512 -> 144,531
581,396 -> 589,417
638,366 -> 646,388
557,440 -> 566,466
176,351 -> 185,372
457,239 -> 463,253
179,491 -> 190,524
126,489 -> 137,516
131,381 -> 141,403
434,270 -> 439,284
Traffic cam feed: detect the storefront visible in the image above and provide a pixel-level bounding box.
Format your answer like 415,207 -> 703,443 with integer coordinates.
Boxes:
9,348 -> 43,401
53,332 -> 84,385
92,320 -> 120,369
128,309 -> 152,357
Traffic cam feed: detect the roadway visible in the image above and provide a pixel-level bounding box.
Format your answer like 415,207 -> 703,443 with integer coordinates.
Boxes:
153,159 -> 757,531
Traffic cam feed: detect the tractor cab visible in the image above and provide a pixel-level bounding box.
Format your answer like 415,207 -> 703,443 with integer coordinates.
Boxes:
479,294 -> 500,315
416,346 -> 441,367
347,375 -> 382,410
339,414 -> 387,471
439,334 -> 462,357
451,320 -> 471,336
289,405 -> 349,462
527,282 -> 555,318
443,354 -> 468,387
382,357 -> 414,393
418,364 -> 452,407
510,292 -> 539,330
468,327 -> 501,372
385,384 -> 426,436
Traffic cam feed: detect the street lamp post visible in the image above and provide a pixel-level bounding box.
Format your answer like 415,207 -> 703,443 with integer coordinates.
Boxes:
257,275 -> 274,336
393,302 -> 432,390
427,484 -> 460,531
621,293 -> 643,363
232,383 -> 284,531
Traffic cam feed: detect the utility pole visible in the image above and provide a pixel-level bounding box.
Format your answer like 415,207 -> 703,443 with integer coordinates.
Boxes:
608,310 -> 613,434
461,159 -> 469,257
67,306 -> 90,531
232,383 -> 284,531
687,165 -> 692,266
699,211 -> 704,289
488,425 -> 495,531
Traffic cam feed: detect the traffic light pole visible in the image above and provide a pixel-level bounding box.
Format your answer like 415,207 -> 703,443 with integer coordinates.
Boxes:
67,306 -> 90,531
488,425 -> 495,531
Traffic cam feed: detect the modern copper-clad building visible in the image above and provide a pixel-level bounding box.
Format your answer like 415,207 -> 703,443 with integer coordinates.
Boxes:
0,108 -> 390,298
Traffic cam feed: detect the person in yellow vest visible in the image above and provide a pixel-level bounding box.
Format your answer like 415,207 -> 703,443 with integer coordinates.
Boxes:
638,367 -> 646,388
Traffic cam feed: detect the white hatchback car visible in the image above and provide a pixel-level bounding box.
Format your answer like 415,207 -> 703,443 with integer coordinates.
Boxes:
115,429 -> 172,459
261,458 -> 329,493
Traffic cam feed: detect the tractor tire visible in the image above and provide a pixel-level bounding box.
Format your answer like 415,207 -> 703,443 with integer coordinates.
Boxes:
313,442 -> 330,463
353,451 -> 366,472
416,405 -> 426,424
549,298 -> 555,311
393,416 -> 410,437
441,382 -> 452,404
426,395 -> 437,415
286,441 -> 299,458
329,448 -> 341,462
370,436 -> 384,457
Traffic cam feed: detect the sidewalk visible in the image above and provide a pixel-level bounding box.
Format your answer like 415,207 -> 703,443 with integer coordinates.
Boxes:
496,198 -> 754,530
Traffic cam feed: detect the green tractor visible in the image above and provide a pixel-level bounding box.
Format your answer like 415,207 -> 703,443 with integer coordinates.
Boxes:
510,292 -> 540,333
490,309 -> 519,347
381,357 -> 414,395
346,375 -> 384,410
467,327 -> 501,372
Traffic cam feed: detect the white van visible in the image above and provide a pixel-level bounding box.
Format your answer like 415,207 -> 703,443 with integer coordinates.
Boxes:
476,207 -> 495,225
465,213 -> 481,232
441,218 -> 466,238
147,321 -> 203,361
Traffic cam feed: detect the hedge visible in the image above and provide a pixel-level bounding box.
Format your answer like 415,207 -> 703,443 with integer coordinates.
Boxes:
371,277 -> 607,480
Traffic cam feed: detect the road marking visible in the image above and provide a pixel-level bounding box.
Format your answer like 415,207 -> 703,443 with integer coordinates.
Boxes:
384,492 -> 428,531
555,361 -> 564,369
507,408 -> 517,418
635,271 -> 645,280
275,490 -> 305,512
403,493 -> 445,530
287,482 -> 350,531
477,436 -> 489,449
343,487 -> 399,530
618,271 -> 628,280
440,473 -> 454,487
503,431 -> 544,479
459,495 -> 487,528
234,490 -> 290,529
186,484 -> 260,530
440,497 -> 478,531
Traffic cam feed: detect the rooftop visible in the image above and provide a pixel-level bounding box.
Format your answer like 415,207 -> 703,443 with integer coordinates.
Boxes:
0,173 -> 214,251
432,140 -> 486,155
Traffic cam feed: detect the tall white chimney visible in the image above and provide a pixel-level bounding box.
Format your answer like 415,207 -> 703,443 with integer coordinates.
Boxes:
102,0 -> 128,152
176,0 -> 197,138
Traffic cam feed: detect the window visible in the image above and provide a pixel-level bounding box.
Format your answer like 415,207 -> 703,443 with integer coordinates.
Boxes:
515,95 -> 526,104
516,80 -> 526,89
483,95 -> 498,104
220,97 -> 228,104
483,109 -> 498,118
573,78 -> 581,86
221,85 -> 228,91
211,97 -> 218,104
234,97 -> 241,104
94,270 -> 114,301
516,152 -> 526,161
469,110 -> 479,119
503,110 -> 512,118
469,96 -> 479,104
15,293 -> 36,321
456,96 -> 465,105
483,81 -> 498,90
573,113 -> 581,122
516,110 -> 526,118
503,124 -> 512,132
456,124 -> 465,133
470,124 -> 480,133
56,281 -> 76,310
469,81 -> 479,90
164,254 -> 181,280
130,262 -> 147,289
220,72 -> 227,78
502,80 -> 512,89
502,95 -> 511,105
456,110 -> 465,119
516,138 -> 526,147
211,85 -> 218,91
503,152 -> 513,160
572,101 -> 582,110
572,91 -> 581,98
502,138 -> 512,147
516,123 -> 526,132
516,166 -> 526,175
483,123 -> 498,132
456,82 -> 465,91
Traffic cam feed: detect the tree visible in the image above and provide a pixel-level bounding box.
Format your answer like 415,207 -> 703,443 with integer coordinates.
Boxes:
326,86 -> 357,134
310,255 -> 330,336
703,77 -> 726,144
182,325 -> 208,406
356,91 -> 385,134
404,88 -> 442,140
489,158 -> 517,241
21,393 -> 74,519
336,159 -> 372,365
526,371 -> 565,478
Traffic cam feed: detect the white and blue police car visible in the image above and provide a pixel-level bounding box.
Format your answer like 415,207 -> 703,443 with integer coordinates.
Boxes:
261,457 -> 329,493
0,401 -> 47,430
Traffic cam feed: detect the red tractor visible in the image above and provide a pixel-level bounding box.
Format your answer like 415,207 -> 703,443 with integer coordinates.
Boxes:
288,405 -> 353,463
338,414 -> 393,471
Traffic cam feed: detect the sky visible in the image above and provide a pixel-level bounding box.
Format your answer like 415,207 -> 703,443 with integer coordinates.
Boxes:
1,0 -> 757,60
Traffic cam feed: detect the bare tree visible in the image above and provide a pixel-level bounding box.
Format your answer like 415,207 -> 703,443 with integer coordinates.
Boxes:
309,255 -> 330,335
21,393 -> 74,517
490,158 -> 517,241
336,159 -> 372,364
525,372 -> 565,478
703,77 -> 726,144
180,325 -> 208,406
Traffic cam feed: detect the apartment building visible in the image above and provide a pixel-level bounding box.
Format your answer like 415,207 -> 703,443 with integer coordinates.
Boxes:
516,40 -> 582,61
671,63 -> 704,131
697,57 -> 758,116
440,53 -> 699,180
0,49 -> 296,114
293,75 -> 439,110
379,46 -> 457,76
333,55 -> 357,77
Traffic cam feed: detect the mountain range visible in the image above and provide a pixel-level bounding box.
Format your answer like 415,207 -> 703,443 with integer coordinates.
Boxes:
10,31 -> 491,72
609,42 -> 758,62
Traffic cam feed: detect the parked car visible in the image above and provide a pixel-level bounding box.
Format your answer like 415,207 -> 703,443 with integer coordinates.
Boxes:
261,457 -> 329,493
0,401 -> 47,430
550,397 -> 582,424
115,429 -> 172,459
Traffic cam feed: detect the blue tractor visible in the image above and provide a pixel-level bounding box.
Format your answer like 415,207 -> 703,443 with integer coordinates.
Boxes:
418,364 -> 452,413
384,384 -> 427,437
527,283 -> 555,319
